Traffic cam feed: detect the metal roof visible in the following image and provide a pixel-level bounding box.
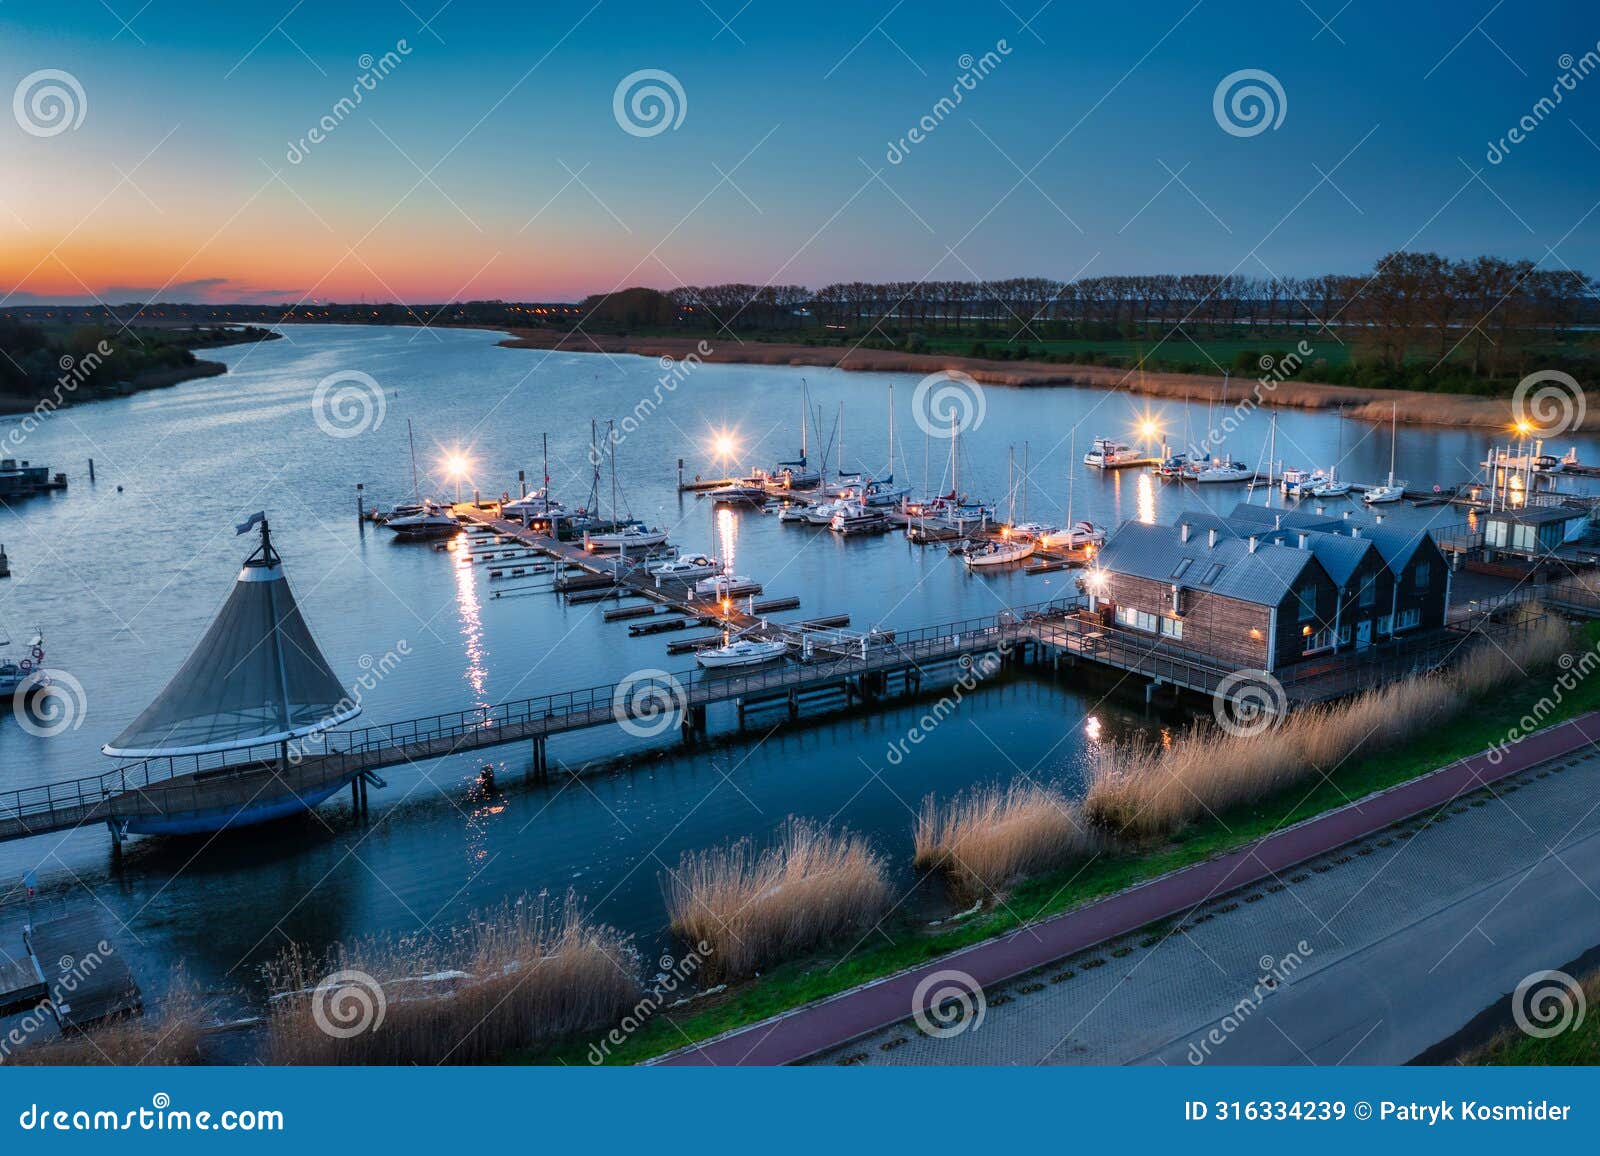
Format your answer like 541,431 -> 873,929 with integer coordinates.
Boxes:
1098,519 -> 1323,607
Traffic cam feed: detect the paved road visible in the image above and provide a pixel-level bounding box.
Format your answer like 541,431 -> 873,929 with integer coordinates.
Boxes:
659,714 -> 1600,1066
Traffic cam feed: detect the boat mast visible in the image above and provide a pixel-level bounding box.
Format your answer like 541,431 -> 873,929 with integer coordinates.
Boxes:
407,419 -> 419,501
800,380 -> 808,464
1067,429 -> 1076,528
542,432 -> 549,495
886,384 -> 895,483
609,418 -> 618,524
1023,440 -> 1030,522
1387,401 -> 1397,487
588,419 -> 601,516
1007,445 -> 1015,526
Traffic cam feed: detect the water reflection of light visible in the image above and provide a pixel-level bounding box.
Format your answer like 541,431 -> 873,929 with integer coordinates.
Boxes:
451,538 -> 490,706
1507,474 -> 1526,508
716,505 -> 738,571
1136,472 -> 1156,525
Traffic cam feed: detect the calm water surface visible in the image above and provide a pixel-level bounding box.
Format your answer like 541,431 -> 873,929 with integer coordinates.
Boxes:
0,324 -> 1590,1003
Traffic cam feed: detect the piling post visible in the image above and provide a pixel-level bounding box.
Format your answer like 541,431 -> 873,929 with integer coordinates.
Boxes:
356,482 -> 364,522
87,458 -> 96,483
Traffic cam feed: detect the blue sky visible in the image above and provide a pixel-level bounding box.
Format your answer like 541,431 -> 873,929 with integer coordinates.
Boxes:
2,0 -> 1596,301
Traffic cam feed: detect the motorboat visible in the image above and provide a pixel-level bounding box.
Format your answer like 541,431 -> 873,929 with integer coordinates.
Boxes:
1362,483 -> 1405,504
1040,520 -> 1105,550
648,553 -> 721,582
1307,476 -> 1351,498
1009,522 -> 1051,540
0,632 -> 43,699
963,538 -> 1035,568
707,478 -> 769,505
1153,453 -> 1196,479
502,489 -> 564,521
695,635 -> 789,669
386,500 -> 460,539
803,498 -> 852,525
1484,445 -> 1577,474
777,505 -> 811,523
1194,458 -> 1252,483
695,573 -> 752,598
1084,438 -> 1145,469
1280,467 -> 1327,497
830,502 -> 890,535
584,522 -> 669,551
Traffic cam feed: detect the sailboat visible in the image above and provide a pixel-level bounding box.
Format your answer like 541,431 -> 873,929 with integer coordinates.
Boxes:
382,419 -> 456,534
1039,432 -> 1105,548
1362,403 -> 1406,504
771,380 -> 821,489
585,418 -> 670,549
1306,409 -> 1351,497
696,628 -> 789,669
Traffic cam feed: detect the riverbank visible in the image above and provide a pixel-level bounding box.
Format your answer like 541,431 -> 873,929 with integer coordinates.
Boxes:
498,328 -> 1570,433
522,619 -> 1600,1065
0,327 -> 277,415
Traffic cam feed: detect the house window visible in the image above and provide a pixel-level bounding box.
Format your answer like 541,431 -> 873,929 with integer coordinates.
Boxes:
1394,608 -> 1421,632
1413,561 -> 1430,588
1200,562 -> 1224,586
1159,616 -> 1184,640
1378,613 -> 1393,635
1338,622 -> 1352,645
1297,585 -> 1317,621
1358,574 -> 1376,607
1171,558 -> 1193,580
1115,606 -> 1160,633
1486,520 -> 1508,548
1305,626 -> 1336,654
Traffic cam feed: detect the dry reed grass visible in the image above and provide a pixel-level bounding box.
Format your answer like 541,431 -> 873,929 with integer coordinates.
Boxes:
4,969 -> 210,1066
663,818 -> 891,981
1084,614 -> 1573,839
263,892 -> 639,1065
912,782 -> 1097,901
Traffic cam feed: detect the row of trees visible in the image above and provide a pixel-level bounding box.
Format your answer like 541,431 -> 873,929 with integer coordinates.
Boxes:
650,253 -> 1593,381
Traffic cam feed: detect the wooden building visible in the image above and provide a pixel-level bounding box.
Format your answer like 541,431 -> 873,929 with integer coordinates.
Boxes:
1087,504 -> 1451,672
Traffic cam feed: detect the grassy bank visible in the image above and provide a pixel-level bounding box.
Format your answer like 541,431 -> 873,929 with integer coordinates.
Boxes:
1460,965 -> 1600,1064
521,618 -> 1600,1065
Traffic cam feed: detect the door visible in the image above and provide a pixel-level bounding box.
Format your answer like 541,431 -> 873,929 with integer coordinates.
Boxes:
1356,620 -> 1372,651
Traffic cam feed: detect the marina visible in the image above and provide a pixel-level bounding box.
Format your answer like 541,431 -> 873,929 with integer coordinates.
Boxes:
5,324 -> 1600,1037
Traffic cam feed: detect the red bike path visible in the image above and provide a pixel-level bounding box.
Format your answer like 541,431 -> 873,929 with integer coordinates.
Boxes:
657,711 -> 1600,1066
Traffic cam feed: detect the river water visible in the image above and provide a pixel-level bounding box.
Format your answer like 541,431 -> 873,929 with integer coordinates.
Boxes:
0,324 -> 1589,1006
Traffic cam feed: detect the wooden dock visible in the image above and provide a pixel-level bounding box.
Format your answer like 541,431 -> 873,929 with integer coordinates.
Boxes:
23,909 -> 141,1030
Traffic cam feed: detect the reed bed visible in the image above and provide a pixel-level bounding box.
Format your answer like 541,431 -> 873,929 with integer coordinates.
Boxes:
913,782 -> 1097,901
1085,614 -> 1572,839
664,818 -> 891,981
4,969 -> 210,1066
263,893 -> 638,1065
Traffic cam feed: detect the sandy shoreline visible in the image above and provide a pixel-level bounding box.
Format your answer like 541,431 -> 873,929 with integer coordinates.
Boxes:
497,328 -> 1565,433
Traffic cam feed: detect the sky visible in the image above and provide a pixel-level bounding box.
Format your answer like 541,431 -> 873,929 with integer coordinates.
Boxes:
2,0 -> 1597,304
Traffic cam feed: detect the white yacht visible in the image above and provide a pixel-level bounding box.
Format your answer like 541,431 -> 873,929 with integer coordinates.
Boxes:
707,478 -> 769,505
1040,520 -> 1105,549
1280,467 -> 1327,497
1194,458 -> 1252,483
829,502 -> 889,535
963,538 -> 1035,568
695,636 -> 789,669
649,553 -> 721,582
1084,438 -> 1145,469
584,523 -> 670,551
